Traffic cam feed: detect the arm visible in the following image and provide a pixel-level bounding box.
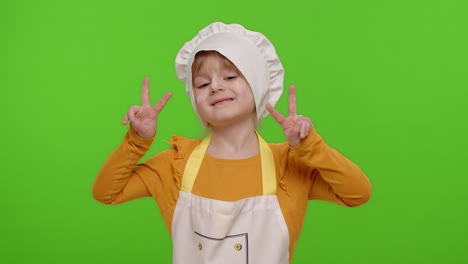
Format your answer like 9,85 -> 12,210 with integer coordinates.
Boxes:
92,76 -> 172,204
292,127 -> 372,207
92,126 -> 154,204
267,85 -> 371,207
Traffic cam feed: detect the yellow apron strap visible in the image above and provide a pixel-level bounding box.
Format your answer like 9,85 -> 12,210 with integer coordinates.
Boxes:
181,133 -> 277,195
181,134 -> 211,193
258,134 -> 276,195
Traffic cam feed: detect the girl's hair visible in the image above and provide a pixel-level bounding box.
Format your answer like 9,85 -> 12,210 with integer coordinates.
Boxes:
191,50 -> 244,80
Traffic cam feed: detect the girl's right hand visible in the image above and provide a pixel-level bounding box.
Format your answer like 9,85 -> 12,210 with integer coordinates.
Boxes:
122,77 -> 172,138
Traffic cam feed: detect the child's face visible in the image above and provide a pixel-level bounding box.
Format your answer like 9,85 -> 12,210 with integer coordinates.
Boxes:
192,52 -> 256,128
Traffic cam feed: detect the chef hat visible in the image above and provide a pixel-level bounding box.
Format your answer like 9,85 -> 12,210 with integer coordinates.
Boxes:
175,22 -> 284,127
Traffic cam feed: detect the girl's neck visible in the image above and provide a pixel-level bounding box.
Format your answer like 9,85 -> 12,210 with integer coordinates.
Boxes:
207,121 -> 259,159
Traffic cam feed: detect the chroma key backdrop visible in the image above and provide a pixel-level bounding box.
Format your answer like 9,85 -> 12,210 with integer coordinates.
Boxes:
1,0 -> 467,263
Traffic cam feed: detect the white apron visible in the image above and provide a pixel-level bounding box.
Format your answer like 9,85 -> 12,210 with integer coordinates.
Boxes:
171,134 -> 290,264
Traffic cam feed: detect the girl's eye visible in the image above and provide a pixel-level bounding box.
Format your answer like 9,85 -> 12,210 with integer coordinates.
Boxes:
197,83 -> 209,88
225,76 -> 237,80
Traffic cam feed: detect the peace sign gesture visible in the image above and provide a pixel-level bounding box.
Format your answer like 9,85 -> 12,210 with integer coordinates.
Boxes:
122,77 -> 172,138
266,85 -> 313,146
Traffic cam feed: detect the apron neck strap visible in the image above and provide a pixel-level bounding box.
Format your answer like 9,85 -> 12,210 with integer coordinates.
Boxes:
181,132 -> 276,195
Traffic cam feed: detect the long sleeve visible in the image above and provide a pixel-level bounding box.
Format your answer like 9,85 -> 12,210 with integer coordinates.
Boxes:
92,126 -> 155,205
292,127 -> 372,207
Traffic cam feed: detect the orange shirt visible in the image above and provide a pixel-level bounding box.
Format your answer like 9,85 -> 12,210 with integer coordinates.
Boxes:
93,126 -> 372,261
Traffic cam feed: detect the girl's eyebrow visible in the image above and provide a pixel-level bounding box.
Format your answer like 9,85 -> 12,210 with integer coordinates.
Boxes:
222,67 -> 239,74
193,72 -> 208,78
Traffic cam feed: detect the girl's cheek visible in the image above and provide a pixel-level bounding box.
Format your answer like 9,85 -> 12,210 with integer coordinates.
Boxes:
195,94 -> 203,105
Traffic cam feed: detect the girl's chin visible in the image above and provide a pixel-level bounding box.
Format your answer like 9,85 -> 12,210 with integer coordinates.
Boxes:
202,115 -> 256,129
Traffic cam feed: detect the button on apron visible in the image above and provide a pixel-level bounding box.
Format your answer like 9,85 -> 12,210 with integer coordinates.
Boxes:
234,243 -> 242,251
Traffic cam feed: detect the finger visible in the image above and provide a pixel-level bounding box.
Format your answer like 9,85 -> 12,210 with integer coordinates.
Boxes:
153,91 -> 173,115
300,117 -> 311,138
296,116 -> 305,138
266,104 -> 285,125
122,105 -> 139,125
122,114 -> 129,125
141,77 -> 151,107
288,85 -> 297,117
292,118 -> 302,136
125,105 -> 140,123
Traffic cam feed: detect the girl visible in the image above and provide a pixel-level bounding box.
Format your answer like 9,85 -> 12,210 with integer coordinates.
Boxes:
93,22 -> 372,264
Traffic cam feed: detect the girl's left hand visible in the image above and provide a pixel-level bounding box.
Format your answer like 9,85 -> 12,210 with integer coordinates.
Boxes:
266,85 -> 313,147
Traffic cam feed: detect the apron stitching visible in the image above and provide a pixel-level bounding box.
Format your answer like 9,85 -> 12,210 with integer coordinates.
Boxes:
194,232 -> 249,264
194,231 -> 247,240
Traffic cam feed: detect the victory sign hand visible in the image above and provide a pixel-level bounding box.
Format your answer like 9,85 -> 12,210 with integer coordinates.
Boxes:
122,77 -> 172,138
266,85 -> 312,147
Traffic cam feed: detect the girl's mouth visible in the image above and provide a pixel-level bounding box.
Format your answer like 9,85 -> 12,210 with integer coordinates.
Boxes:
211,98 -> 234,106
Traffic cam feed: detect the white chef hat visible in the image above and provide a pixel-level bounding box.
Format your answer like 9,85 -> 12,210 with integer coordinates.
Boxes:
175,22 -> 284,127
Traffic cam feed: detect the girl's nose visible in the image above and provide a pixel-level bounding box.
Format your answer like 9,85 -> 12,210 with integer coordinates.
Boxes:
210,81 -> 225,94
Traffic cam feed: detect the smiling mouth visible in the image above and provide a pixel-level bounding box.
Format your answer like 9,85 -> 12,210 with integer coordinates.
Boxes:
211,98 -> 234,106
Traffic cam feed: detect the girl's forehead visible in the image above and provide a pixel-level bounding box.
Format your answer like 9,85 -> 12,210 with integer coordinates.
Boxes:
193,55 -> 239,76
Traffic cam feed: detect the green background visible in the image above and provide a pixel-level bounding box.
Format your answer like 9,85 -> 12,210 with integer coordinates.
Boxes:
1,0 -> 467,263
